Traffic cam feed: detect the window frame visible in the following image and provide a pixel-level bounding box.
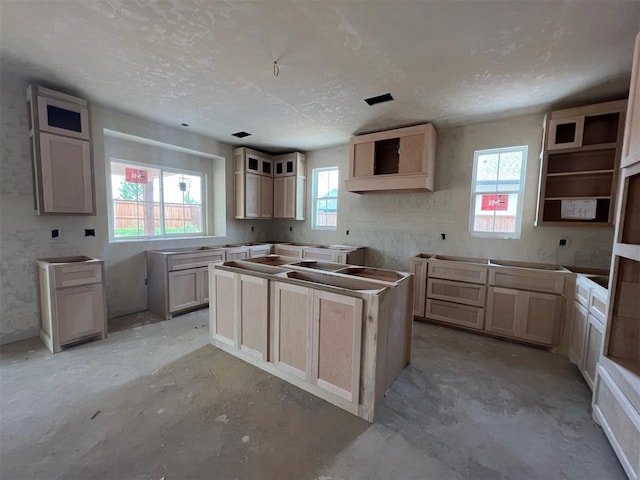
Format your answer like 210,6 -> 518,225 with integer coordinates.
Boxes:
311,166 -> 339,231
107,157 -> 207,242
468,145 -> 527,239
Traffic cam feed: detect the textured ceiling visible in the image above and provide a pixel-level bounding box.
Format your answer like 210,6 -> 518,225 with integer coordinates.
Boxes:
1,0 -> 639,151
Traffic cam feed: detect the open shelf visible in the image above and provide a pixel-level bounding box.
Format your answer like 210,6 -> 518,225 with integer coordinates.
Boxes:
583,112 -> 621,145
545,171 -> 613,198
542,198 -> 611,223
607,256 -> 640,367
374,138 -> 400,175
547,169 -> 614,177
621,171 -> 640,245
547,149 -> 616,174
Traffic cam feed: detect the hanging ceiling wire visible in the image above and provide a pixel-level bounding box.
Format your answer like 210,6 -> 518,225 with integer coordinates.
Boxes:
273,61 -> 280,78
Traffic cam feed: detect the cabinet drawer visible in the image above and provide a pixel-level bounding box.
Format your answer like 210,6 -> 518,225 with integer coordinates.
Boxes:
428,260 -> 487,284
427,278 -> 486,307
576,277 -> 591,307
274,244 -> 304,258
54,263 -> 102,288
588,287 -> 608,323
489,267 -> 565,294
425,299 -> 484,330
249,245 -> 272,257
168,251 -> 226,271
225,247 -> 249,261
302,248 -> 336,262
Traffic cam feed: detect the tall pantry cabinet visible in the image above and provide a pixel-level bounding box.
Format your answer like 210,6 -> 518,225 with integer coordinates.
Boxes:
592,32 -> 640,480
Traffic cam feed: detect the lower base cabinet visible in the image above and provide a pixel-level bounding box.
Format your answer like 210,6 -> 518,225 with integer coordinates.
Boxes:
593,363 -> 640,480
582,315 -> 604,389
168,268 -> 209,312
272,282 -> 362,403
210,262 -> 412,421
486,287 -> 562,346
37,257 -> 107,354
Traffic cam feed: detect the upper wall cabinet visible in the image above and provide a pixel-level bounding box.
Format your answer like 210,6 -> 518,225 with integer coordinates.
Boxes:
234,147 -> 274,219
273,152 -> 306,220
535,100 -> 627,226
234,148 -> 306,220
27,85 -> 95,215
345,123 -> 437,193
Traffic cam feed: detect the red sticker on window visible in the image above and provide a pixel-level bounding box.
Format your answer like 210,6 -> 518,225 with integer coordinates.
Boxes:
481,194 -> 508,211
125,168 -> 148,184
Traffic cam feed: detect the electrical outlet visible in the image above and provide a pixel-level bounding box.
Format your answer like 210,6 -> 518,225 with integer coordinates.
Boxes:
289,226 -> 293,232
559,238 -> 569,248
51,229 -> 59,238
85,228 -> 95,237
440,233 -> 447,242
346,229 -> 350,235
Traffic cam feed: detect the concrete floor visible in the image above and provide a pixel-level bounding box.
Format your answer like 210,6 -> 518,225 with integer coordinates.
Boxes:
0,310 -> 625,480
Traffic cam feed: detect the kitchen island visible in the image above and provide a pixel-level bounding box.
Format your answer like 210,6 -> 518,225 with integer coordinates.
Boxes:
209,256 -> 413,422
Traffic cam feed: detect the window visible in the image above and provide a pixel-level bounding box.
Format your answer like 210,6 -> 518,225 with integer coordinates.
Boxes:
108,159 -> 205,240
469,146 -> 527,239
312,167 -> 339,230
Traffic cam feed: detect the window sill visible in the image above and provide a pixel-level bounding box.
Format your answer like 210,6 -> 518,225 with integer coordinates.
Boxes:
109,235 -> 221,244
470,232 -> 521,240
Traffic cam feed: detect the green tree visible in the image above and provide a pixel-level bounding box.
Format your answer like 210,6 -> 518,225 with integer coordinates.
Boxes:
119,182 -> 143,201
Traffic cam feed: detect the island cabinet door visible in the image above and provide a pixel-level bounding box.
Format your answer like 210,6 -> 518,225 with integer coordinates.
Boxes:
311,291 -> 363,405
210,269 -> 237,348
273,282 -> 313,379
238,274 -> 268,361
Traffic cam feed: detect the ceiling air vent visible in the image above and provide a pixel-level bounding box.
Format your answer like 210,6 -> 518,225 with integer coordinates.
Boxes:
232,131 -> 251,138
364,93 -> 394,106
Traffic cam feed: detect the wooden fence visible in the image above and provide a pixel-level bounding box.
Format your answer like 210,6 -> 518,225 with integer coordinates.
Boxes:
114,201 -> 202,229
474,215 -> 516,233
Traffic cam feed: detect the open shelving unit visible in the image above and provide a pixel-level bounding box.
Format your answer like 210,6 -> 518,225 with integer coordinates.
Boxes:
535,100 -> 627,226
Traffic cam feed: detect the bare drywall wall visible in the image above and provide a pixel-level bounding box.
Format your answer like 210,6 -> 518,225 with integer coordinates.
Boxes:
266,114 -> 615,270
0,69 -> 265,345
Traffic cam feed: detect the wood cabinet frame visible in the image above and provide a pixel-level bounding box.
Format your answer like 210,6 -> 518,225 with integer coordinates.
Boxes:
346,123 -> 437,193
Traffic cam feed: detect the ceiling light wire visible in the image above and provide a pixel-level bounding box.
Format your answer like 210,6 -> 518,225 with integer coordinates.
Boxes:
273,61 -> 280,78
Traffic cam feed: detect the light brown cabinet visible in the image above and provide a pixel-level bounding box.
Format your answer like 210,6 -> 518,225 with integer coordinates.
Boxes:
536,99 -> 627,226
302,246 -> 366,265
146,248 -> 226,319
234,148 -> 306,220
27,85 -> 95,215
234,148 -> 273,219
411,254 -> 570,348
593,33 -> 640,480
424,256 -> 488,331
486,287 -> 562,345
209,260 -> 412,422
569,301 -> 588,366
311,290 -> 362,404
168,267 -> 208,312
408,254 -> 431,317
210,268 -> 269,361
345,123 -> 437,193
37,256 -> 107,353
273,152 -> 306,220
273,281 -> 312,379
